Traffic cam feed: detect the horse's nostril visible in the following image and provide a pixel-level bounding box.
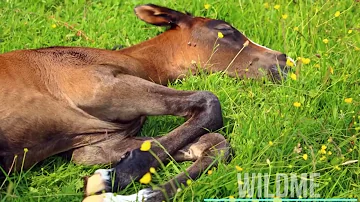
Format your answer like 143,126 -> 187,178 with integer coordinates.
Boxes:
278,53 -> 287,61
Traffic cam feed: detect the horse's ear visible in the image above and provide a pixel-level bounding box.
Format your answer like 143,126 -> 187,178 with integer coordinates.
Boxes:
134,4 -> 190,27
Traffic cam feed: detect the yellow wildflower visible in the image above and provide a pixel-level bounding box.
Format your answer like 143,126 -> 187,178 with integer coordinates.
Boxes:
186,179 -> 192,185
327,151 -> 332,155
302,154 -> 308,160
229,196 -> 235,199
218,32 -> 224,38
321,145 -> 327,150
274,5 -> 280,10
344,98 -> 353,103
208,170 -> 213,175
322,39 -> 329,44
290,73 -> 297,81
139,172 -> 152,184
140,140 -> 151,151
235,165 -> 243,172
329,67 -> 334,74
282,14 -> 288,19
301,58 -> 311,64
348,30 -> 353,34
334,165 -> 341,170
149,167 -> 156,173
293,27 -> 299,31
320,156 -> 326,161
263,2 -> 269,9
286,58 -> 295,67
204,4 -> 210,10
293,102 -> 301,107
334,11 -> 341,17
51,24 -> 57,28
268,141 -> 274,146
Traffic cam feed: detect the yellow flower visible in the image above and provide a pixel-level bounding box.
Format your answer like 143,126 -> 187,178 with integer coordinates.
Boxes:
293,27 -> 299,31
301,58 -> 311,64
51,24 -> 57,28
263,2 -> 269,9
293,102 -> 301,107
322,39 -> 329,44
282,14 -> 288,19
334,165 -> 341,170
140,140 -> 151,151
329,67 -> 334,74
334,11 -> 341,17
286,58 -> 295,67
302,154 -> 308,160
139,172 -> 152,184
149,167 -> 156,173
186,179 -> 192,185
290,73 -> 297,81
327,151 -> 332,155
320,156 -> 326,161
274,5 -> 280,10
204,4 -> 211,10
321,145 -> 327,150
344,98 -> 353,103
348,30 -> 353,34
235,165 -> 243,172
314,64 -> 320,68
229,196 -> 235,199
217,32 -> 224,38
268,141 -> 274,146
208,170 -> 213,175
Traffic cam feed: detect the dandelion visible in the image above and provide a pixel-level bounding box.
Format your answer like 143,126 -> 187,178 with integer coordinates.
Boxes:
320,145 -> 327,154
348,30 -> 353,34
344,98 -> 352,103
268,141 -> 274,146
327,151 -> 332,155
51,24 -> 57,28
204,4 -> 211,10
235,165 -> 243,172
217,32 -> 224,38
293,102 -> 301,107
314,64 -> 320,68
263,2 -> 269,9
140,140 -> 151,151
139,172 -> 152,184
208,170 -> 213,175
329,67 -> 334,74
301,58 -> 311,64
149,167 -> 156,173
302,154 -> 308,160
282,14 -> 288,19
293,27 -> 299,31
290,73 -> 297,81
334,11 -> 341,17
274,5 -> 280,10
186,179 -> 192,185
322,39 -> 329,44
286,58 -> 295,67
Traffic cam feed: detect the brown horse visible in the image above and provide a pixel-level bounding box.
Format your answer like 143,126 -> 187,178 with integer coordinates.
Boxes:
0,4 -> 292,202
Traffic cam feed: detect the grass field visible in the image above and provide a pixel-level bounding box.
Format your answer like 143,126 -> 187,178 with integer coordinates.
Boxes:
1,0 -> 359,201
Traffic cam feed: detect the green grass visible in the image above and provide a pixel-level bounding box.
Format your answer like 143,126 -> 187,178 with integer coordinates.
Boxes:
1,0 -> 359,201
